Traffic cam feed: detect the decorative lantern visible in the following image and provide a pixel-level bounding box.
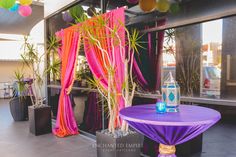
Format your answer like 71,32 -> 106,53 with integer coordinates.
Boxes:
19,0 -> 32,5
0,0 -> 16,9
139,0 -> 156,12
9,3 -> 19,12
87,5 -> 96,17
69,4 -> 84,19
156,0 -> 170,13
162,72 -> 180,112
62,11 -> 73,22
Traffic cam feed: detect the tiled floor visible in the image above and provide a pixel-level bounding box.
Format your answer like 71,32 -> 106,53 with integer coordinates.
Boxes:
0,99 -> 96,157
1,99 -> 236,157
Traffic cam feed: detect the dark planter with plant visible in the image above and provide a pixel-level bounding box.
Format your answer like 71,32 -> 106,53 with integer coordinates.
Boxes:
21,37 -> 52,136
9,70 -> 32,121
9,96 -> 32,121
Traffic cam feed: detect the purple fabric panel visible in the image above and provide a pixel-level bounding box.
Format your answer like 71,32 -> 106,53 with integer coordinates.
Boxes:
120,104 -> 221,145
84,92 -> 102,133
133,58 -> 149,89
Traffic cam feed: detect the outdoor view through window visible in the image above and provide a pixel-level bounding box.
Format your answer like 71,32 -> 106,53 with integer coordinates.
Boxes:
162,16 -> 236,100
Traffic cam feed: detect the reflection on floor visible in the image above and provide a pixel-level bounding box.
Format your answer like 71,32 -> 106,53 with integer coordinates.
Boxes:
0,99 -> 236,157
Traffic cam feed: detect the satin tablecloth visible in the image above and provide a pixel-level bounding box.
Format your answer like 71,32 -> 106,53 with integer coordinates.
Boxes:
120,104 -> 221,157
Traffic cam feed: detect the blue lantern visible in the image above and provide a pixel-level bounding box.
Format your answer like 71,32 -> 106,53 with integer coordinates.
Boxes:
9,3 -> 19,12
162,72 -> 180,112
155,101 -> 167,114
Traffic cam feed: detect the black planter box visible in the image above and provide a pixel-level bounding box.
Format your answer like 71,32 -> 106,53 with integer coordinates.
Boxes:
28,106 -> 52,136
9,96 -> 32,121
96,131 -> 142,157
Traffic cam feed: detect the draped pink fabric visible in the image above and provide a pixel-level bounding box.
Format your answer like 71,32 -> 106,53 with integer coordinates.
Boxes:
84,8 -> 126,124
53,7 -> 126,136
53,28 -> 81,137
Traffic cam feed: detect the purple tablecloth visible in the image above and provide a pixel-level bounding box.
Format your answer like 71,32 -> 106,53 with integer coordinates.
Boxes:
120,104 -> 221,156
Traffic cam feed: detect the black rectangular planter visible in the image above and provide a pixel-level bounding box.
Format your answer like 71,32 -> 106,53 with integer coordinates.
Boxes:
96,131 -> 142,157
28,106 -> 52,136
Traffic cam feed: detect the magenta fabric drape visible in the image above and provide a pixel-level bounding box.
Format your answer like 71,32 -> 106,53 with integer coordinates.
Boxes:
84,7 -> 126,111
133,20 -> 166,92
53,28 -> 81,137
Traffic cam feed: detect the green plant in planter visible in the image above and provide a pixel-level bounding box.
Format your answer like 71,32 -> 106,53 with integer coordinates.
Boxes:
21,37 -> 52,135
13,69 -> 26,97
21,37 -> 45,107
9,67 -> 33,121
46,34 -> 61,82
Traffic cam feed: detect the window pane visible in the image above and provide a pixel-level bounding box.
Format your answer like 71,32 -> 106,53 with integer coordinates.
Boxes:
162,16 -> 236,101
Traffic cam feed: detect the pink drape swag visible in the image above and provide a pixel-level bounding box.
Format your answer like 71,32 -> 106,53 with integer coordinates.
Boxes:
53,28 -> 81,137
84,7 -> 126,127
53,7 -> 126,136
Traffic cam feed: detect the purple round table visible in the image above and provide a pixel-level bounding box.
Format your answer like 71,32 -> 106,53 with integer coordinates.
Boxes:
120,104 -> 221,157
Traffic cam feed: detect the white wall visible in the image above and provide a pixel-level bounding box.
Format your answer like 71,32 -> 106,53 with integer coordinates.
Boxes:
44,0 -> 76,17
0,61 -> 31,83
0,61 -> 31,98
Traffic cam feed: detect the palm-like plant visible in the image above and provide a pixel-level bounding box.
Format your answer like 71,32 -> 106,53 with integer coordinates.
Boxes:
46,35 -> 61,82
13,69 -> 26,97
21,37 -> 45,107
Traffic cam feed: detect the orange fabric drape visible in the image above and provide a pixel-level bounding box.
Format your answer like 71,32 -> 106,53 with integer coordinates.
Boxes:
53,28 -> 81,137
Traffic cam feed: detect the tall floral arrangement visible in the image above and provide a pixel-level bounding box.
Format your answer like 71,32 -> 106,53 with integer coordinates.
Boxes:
77,9 -> 142,134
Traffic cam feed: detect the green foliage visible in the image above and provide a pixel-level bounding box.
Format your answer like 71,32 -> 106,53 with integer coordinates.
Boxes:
13,69 -> 26,96
129,29 -> 146,54
21,36 -> 45,106
69,5 -> 85,19
46,34 -> 61,81
44,59 -> 61,80
47,34 -> 61,54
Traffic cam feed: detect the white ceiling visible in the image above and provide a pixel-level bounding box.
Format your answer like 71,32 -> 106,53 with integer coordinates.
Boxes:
0,4 -> 43,36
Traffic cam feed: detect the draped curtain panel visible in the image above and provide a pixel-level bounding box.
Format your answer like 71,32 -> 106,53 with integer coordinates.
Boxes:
133,20 -> 166,92
82,92 -> 103,133
83,7 -> 126,124
53,28 -> 81,137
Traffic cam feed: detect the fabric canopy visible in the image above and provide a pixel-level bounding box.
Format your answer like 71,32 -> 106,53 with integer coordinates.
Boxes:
53,7 -> 126,136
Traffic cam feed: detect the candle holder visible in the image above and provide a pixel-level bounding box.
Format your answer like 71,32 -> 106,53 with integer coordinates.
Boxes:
156,101 -> 167,114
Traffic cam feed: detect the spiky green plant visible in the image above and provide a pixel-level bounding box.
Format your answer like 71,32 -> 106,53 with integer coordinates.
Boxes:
21,37 -> 45,107
13,69 -> 26,97
46,35 -> 61,81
